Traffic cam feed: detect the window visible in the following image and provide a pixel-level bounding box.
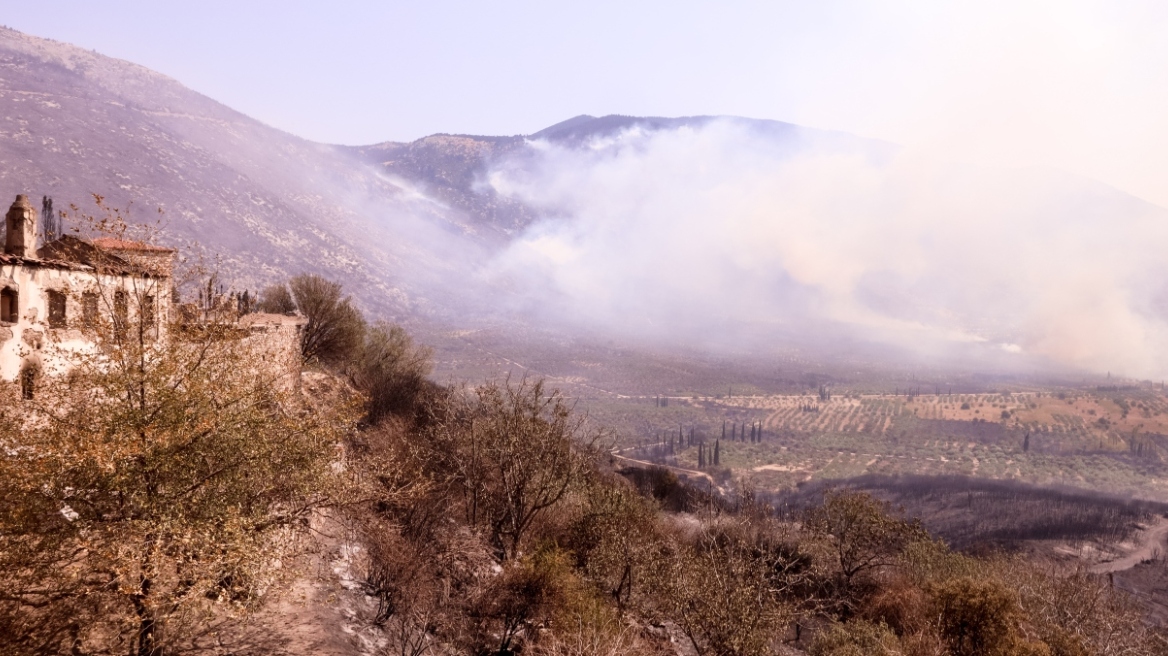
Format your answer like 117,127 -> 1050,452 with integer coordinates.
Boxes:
47,290 -> 66,328
142,295 -> 157,341
82,292 -> 98,328
0,288 -> 17,324
114,291 -> 127,338
142,295 -> 155,327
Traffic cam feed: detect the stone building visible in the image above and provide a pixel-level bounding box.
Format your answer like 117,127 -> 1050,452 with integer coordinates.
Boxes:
0,194 -> 176,385
0,193 -> 304,391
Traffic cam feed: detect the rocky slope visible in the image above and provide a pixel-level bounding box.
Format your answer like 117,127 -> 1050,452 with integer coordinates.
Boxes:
0,26 -> 489,316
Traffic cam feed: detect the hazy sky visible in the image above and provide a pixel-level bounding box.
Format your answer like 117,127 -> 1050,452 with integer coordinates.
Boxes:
5,1 -> 1168,206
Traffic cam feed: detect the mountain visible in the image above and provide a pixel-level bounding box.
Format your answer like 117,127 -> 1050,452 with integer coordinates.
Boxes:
6,26 -> 1166,383
0,26 -> 755,315
0,26 -> 497,317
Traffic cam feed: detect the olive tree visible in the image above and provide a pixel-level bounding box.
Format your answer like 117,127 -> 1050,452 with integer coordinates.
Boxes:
804,489 -> 928,586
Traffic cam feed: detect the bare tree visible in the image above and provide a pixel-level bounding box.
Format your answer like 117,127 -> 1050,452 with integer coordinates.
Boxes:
427,377 -> 602,560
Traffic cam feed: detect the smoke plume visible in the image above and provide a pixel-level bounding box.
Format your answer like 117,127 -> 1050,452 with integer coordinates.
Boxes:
478,119 -> 1168,378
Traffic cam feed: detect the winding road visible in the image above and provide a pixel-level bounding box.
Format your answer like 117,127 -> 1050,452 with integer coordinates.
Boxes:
1090,516 -> 1168,574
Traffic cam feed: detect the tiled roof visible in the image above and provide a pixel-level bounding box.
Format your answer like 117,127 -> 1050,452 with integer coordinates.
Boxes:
37,236 -> 166,277
0,250 -> 89,270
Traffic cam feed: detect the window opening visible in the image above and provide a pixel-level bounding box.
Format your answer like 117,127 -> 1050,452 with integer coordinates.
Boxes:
0,288 -> 17,324
114,291 -> 128,338
143,295 -> 155,327
47,290 -> 66,328
82,292 -> 98,328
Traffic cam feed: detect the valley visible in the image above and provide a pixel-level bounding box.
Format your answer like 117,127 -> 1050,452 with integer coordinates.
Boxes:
598,387 -> 1168,499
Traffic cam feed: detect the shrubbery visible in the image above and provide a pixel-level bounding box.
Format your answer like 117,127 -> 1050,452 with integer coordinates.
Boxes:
5,270 -> 1166,655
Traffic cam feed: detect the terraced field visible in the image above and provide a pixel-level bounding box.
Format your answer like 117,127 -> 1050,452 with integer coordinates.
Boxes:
594,388 -> 1168,500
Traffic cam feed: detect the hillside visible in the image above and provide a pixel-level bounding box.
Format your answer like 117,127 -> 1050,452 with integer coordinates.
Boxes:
0,26 -> 811,327
7,25 -> 1168,390
0,26 -> 482,317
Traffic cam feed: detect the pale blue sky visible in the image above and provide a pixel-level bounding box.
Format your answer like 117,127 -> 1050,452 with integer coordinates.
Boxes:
5,1 -> 1168,206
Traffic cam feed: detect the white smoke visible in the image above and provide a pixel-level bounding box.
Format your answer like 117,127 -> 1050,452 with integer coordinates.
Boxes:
480,119 -> 1168,378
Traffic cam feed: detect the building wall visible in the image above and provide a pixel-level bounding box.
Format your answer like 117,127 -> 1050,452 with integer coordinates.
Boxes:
238,313 -> 307,393
0,261 -> 172,381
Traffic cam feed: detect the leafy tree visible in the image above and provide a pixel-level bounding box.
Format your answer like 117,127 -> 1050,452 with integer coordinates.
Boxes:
804,490 -> 928,586
288,273 -> 366,364
347,321 -> 433,425
256,283 -> 295,314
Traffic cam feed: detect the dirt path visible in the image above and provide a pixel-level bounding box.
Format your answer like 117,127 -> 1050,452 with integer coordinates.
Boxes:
609,450 -> 716,484
1091,516 -> 1168,574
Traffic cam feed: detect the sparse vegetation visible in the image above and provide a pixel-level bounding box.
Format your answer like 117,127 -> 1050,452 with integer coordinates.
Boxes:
4,269 -> 1168,654
0,269 -> 358,655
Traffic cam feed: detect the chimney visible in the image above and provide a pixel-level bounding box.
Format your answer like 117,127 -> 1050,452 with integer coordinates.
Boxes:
5,195 -> 37,258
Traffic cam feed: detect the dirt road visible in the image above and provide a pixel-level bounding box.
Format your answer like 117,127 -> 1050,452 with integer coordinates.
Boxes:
1091,516 -> 1168,574
608,450 -> 715,484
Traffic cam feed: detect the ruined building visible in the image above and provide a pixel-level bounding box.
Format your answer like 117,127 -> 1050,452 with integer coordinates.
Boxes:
0,194 -> 176,386
0,193 -> 304,391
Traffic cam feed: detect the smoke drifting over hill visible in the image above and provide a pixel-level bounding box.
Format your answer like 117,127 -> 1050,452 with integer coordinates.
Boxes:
4,23 -> 1165,380
480,119 -> 1168,378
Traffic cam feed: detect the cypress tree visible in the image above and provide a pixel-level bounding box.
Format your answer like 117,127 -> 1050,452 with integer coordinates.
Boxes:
698,443 -> 705,467
722,421 -> 726,441
714,439 -> 720,466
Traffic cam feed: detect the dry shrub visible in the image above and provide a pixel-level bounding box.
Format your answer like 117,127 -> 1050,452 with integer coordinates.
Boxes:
1001,562 -> 1162,656
651,516 -> 808,656
808,619 -> 904,656
568,480 -> 665,612
927,576 -> 1032,656
899,629 -> 948,656
862,575 -> 931,636
465,547 -> 583,655
532,612 -> 670,656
